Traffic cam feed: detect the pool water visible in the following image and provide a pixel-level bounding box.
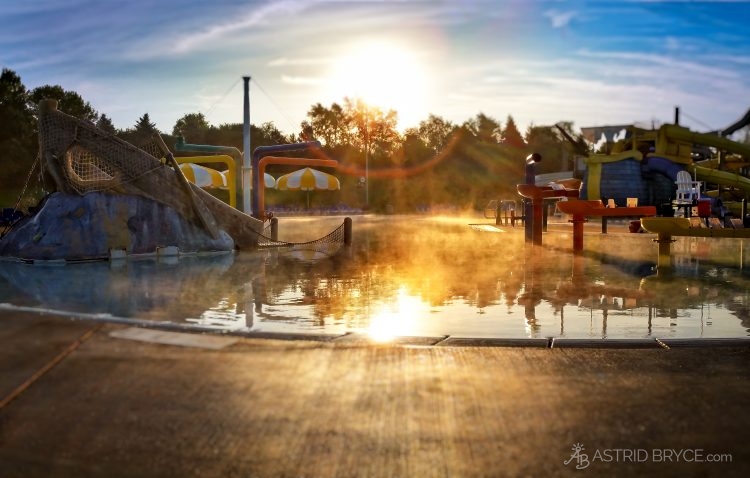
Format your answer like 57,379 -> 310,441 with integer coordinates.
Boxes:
1,215 -> 749,340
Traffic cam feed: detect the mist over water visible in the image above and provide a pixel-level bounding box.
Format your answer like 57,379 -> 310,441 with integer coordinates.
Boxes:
1,215 -> 749,340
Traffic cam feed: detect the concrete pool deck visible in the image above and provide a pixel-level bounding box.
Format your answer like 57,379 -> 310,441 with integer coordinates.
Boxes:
1,313 -> 749,477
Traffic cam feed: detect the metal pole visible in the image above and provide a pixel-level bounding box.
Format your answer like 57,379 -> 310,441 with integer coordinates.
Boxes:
344,217 -> 353,245
242,76 -> 252,214
270,217 -> 278,242
524,153 -> 541,243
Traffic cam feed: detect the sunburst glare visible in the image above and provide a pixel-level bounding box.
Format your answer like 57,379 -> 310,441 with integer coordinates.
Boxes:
324,39 -> 430,129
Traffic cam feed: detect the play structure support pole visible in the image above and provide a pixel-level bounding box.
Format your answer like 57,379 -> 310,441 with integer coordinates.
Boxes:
570,214 -> 586,253
656,233 -> 673,270
524,153 -> 542,244
532,199 -> 544,245
242,76 -> 252,214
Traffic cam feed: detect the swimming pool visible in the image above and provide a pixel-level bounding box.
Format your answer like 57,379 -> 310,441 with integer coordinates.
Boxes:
1,215 -> 749,341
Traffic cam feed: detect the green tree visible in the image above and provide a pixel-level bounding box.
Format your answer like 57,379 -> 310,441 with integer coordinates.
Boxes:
525,124 -> 565,174
553,121 -> 590,156
28,85 -> 98,122
203,121 -> 293,151
0,68 -> 33,144
255,121 -> 290,146
96,114 -> 116,135
346,97 -> 400,165
173,112 -> 209,143
305,102 -> 352,147
416,115 -> 456,154
464,113 -> 501,143
203,123 -> 242,150
0,69 -> 36,200
501,115 -> 525,149
118,113 -> 159,148
298,121 -> 314,142
524,122 -> 589,174
392,128 -> 448,210
135,113 -> 158,134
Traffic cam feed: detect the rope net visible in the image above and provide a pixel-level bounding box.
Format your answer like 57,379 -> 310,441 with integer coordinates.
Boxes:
255,219 -> 347,258
38,108 -> 167,195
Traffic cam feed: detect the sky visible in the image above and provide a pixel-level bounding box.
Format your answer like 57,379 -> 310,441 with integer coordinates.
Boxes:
2,0 -> 750,138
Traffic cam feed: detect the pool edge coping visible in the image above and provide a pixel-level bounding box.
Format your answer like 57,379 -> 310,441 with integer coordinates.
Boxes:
4,305 -> 749,350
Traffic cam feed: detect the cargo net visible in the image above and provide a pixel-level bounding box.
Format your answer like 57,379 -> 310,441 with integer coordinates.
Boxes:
39,109 -> 165,194
255,219 -> 347,260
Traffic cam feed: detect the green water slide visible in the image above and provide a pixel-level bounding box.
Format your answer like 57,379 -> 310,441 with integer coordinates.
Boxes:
694,165 -> 750,216
694,166 -> 750,194
663,123 -> 750,199
661,124 -> 750,159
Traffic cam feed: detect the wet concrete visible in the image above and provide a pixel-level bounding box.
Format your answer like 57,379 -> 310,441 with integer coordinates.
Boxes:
1,313 -> 749,477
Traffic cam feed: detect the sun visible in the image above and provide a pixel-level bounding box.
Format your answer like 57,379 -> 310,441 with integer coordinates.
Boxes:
325,39 -> 430,130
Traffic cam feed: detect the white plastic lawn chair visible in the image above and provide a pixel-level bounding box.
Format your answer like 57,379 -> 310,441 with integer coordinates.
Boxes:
674,170 -> 701,205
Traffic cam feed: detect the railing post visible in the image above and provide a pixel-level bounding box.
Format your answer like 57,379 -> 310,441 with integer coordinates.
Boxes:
270,217 -> 278,242
344,217 -> 353,245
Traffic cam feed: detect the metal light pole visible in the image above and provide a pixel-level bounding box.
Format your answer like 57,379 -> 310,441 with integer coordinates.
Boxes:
242,76 -> 252,214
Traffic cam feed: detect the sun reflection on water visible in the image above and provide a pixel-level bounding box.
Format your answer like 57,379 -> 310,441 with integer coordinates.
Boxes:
367,286 -> 429,342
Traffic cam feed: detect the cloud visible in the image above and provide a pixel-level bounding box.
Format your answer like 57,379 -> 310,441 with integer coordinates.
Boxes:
121,0 -> 320,60
268,57 -> 332,67
575,48 -> 741,80
0,0 -> 89,15
544,9 -> 577,28
280,75 -> 325,86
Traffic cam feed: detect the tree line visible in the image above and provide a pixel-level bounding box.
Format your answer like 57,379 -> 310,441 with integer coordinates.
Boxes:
0,67 -> 588,212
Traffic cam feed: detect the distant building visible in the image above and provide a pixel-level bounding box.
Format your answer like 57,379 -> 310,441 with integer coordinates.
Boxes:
580,125 -> 632,150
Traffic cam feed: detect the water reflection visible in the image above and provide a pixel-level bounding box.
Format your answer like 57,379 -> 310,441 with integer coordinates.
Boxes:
0,253 -> 264,330
1,216 -> 749,339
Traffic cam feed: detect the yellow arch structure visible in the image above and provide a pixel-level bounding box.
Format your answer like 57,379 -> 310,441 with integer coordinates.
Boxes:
175,155 -> 237,208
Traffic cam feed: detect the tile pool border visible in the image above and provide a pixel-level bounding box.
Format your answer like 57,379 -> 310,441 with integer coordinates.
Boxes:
234,332 -> 750,349
2,304 -> 749,349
